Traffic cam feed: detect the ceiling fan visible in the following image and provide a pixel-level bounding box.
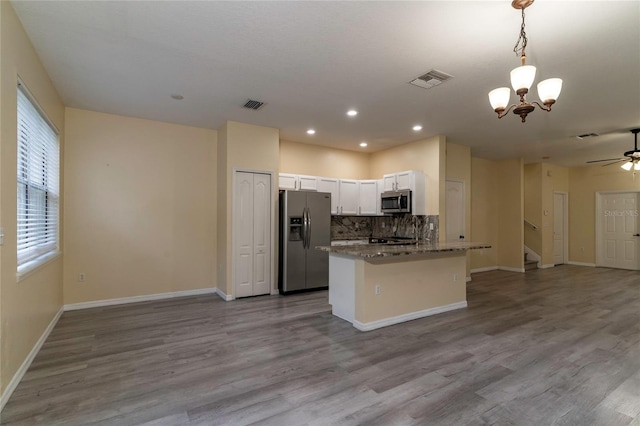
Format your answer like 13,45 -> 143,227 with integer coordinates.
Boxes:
586,128 -> 640,170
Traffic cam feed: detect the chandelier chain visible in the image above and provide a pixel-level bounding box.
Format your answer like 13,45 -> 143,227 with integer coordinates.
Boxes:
513,7 -> 528,58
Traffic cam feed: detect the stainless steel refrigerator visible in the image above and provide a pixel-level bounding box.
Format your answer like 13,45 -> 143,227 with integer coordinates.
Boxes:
279,190 -> 331,294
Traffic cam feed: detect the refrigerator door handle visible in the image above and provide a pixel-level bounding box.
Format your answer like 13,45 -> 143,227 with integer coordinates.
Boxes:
303,207 -> 309,249
307,208 -> 312,249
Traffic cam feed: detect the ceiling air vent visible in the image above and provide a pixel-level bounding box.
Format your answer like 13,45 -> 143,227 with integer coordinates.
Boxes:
409,69 -> 453,90
242,99 -> 265,110
576,133 -> 599,139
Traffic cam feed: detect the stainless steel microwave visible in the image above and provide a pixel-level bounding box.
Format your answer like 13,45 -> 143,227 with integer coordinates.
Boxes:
381,190 -> 411,214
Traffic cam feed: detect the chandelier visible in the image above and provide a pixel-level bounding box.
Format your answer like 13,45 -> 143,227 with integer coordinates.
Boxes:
488,0 -> 562,123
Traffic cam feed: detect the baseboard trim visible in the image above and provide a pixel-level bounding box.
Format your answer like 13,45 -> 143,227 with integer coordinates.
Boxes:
214,287 -> 234,301
64,288 -> 218,311
567,261 -> 596,267
470,266 -> 498,274
540,264 -> 555,269
466,276 -> 472,282
1,307 -> 63,411
499,266 -> 526,273
270,289 -> 280,296
353,301 -> 468,332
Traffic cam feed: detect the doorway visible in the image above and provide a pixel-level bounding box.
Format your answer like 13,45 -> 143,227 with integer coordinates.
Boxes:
446,180 -> 465,242
597,191 -> 639,270
233,171 -> 272,298
553,192 -> 568,265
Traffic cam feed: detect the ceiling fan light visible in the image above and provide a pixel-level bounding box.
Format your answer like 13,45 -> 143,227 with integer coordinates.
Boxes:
621,161 -> 633,171
634,162 -> 640,171
489,87 -> 511,110
537,78 -> 563,103
510,65 -> 536,91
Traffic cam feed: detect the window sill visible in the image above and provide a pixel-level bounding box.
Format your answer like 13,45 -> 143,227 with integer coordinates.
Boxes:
17,251 -> 62,283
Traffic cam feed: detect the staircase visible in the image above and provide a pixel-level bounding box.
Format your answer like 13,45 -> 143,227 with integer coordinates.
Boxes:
524,253 -> 538,271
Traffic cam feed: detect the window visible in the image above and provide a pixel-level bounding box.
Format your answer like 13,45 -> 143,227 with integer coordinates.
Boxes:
17,83 -> 60,270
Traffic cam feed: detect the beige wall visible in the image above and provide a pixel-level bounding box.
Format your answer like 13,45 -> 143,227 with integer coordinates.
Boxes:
370,135 -> 445,217
568,164 -> 640,264
0,1 -> 65,397
63,108 -> 217,304
357,254 -> 466,324
279,140 -> 370,179
219,121 -> 280,297
524,163 -> 543,256
470,157 -> 499,270
216,122 -> 228,298
497,159 -> 524,270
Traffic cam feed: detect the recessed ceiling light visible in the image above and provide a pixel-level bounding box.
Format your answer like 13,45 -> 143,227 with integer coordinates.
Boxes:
347,109 -> 358,117
306,129 -> 316,135
359,142 -> 368,147
412,125 -> 423,131
171,94 -> 184,100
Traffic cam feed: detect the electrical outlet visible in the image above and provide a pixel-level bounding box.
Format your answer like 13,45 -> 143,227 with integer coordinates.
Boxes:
453,273 -> 458,282
78,273 -> 86,282
375,285 -> 381,295
581,247 -> 585,253
429,223 -> 434,230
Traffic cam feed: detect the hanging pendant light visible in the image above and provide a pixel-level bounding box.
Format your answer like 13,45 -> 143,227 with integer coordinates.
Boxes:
488,0 -> 563,123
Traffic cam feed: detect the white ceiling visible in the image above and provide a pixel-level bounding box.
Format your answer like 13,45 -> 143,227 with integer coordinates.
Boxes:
11,1 -> 640,166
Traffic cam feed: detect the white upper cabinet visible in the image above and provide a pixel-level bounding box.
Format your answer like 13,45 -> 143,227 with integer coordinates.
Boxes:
338,179 -> 359,215
297,175 -> 318,191
395,171 -> 413,190
382,174 -> 396,192
316,177 -> 339,214
279,173 -> 298,190
358,180 -> 378,215
279,173 -> 318,191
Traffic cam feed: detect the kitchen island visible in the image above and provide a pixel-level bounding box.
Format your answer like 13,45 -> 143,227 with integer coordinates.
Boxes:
317,241 -> 491,331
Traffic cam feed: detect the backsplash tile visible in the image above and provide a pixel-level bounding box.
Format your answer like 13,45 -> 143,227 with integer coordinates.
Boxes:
331,214 -> 439,242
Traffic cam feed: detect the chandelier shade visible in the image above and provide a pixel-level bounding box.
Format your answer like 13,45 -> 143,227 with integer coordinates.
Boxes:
621,161 -> 633,171
510,65 -> 536,92
537,78 -> 563,104
489,87 -> 511,110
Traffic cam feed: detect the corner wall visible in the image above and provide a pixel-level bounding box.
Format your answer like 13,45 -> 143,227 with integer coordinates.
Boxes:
219,121 -> 280,297
63,108 -> 218,304
497,159 -> 524,271
0,0 -> 64,400
470,157 -> 499,270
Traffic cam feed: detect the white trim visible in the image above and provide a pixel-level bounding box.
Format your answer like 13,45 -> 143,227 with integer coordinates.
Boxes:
214,287 -> 234,301
353,301 -> 467,332
445,179 -> 466,242
470,266 -> 498,274
466,276 -> 471,282
1,307 -> 63,411
63,288 -> 217,311
523,245 -> 541,262
270,288 -> 280,295
567,261 -> 596,267
540,264 -> 556,269
16,251 -> 61,282
499,266 -> 525,273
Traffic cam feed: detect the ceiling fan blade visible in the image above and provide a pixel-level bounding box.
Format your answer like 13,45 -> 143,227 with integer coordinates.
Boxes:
602,160 -> 626,167
586,158 -> 625,163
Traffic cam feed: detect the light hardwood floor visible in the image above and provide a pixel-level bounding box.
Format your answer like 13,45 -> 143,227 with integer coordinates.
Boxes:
1,266 -> 639,425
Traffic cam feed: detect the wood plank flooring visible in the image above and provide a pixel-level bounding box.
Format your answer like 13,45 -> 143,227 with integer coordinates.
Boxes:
2,265 -> 639,425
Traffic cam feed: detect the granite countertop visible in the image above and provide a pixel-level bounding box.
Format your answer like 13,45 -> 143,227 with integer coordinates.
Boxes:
316,241 -> 491,259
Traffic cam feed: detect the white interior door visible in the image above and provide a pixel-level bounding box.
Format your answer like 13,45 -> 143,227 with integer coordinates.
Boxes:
553,193 -> 565,265
445,180 -> 465,241
234,171 -> 271,298
600,192 -> 638,270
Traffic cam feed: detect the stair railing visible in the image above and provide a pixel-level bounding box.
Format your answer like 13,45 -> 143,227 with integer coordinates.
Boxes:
524,219 -> 539,231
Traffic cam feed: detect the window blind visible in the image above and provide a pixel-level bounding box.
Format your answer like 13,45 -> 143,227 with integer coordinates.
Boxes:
17,84 -> 60,267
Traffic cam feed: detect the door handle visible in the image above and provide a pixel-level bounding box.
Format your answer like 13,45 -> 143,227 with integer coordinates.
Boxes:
633,234 -> 640,237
